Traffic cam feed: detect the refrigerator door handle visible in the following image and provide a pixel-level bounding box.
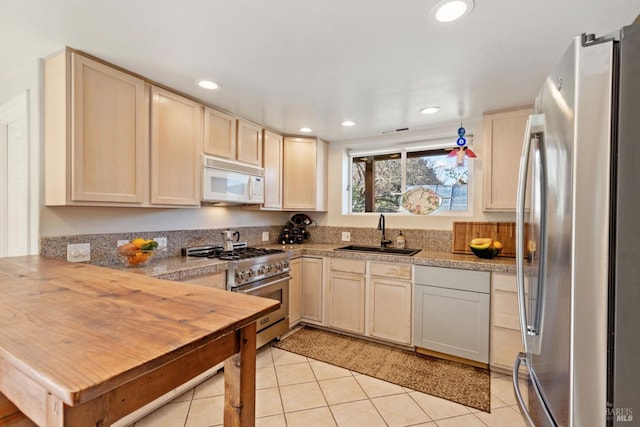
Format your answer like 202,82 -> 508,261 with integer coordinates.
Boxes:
513,353 -> 535,427
516,117 -> 534,353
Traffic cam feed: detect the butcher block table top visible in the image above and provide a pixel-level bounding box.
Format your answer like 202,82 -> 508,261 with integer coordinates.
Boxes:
0,256 -> 278,427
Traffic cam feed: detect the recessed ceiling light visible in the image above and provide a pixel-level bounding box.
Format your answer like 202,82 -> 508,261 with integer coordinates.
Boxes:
432,0 -> 474,23
419,106 -> 441,114
197,80 -> 220,90
341,120 -> 356,127
299,127 -> 313,133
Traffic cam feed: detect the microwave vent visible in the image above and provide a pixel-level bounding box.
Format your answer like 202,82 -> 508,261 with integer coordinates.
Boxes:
203,156 -> 264,177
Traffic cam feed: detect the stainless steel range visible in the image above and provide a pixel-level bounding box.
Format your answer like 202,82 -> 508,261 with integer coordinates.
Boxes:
182,242 -> 290,348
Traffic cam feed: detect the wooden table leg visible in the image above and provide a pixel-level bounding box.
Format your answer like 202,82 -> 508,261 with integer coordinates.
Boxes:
223,322 -> 257,427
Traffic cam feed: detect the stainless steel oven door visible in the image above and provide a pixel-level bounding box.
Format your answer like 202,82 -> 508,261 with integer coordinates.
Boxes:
233,273 -> 290,347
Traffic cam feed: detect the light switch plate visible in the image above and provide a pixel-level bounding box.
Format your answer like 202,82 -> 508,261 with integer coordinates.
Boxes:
67,243 -> 90,262
341,232 -> 351,241
262,231 -> 269,241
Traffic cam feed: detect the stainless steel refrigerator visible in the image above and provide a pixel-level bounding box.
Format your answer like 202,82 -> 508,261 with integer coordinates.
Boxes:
513,24 -> 640,426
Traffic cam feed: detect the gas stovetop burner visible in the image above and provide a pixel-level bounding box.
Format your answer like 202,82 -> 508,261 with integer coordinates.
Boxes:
181,242 -> 285,260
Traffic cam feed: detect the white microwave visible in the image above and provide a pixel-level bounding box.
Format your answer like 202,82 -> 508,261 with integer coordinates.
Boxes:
201,156 -> 265,205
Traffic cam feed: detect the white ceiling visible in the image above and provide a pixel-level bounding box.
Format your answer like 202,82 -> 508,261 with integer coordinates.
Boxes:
2,0 -> 639,142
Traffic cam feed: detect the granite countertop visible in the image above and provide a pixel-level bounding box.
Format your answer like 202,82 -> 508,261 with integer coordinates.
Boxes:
110,243 -> 516,279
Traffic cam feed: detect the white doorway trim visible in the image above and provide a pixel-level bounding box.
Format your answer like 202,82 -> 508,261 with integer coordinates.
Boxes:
0,91 -> 33,257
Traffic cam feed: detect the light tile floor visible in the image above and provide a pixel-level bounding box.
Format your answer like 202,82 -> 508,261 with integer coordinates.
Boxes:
130,344 -> 528,427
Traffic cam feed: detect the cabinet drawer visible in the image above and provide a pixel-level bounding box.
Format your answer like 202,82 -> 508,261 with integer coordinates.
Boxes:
370,262 -> 412,280
415,266 -> 489,294
492,272 -> 528,293
329,258 -> 366,274
492,326 -> 524,368
493,290 -> 521,330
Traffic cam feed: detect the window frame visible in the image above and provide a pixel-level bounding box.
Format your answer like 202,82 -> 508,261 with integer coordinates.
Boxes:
347,138 -> 474,216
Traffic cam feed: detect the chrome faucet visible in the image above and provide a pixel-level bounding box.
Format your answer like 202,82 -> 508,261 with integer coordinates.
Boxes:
377,214 -> 392,248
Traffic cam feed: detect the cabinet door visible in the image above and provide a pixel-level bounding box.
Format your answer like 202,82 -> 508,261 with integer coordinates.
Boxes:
289,258 -> 302,326
369,277 -> 412,344
301,257 -> 323,322
283,137 -> 317,210
70,53 -> 149,203
182,271 -> 226,290
203,108 -> 236,158
150,87 -> 202,206
328,272 -> 365,334
414,284 -> 489,363
236,119 -> 263,166
483,106 -> 533,211
490,273 -> 527,371
262,130 -> 283,209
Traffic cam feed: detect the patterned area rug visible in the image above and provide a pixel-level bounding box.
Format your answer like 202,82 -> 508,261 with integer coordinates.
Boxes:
273,326 -> 490,412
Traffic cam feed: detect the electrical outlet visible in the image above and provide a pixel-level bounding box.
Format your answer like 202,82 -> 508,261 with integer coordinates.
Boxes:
154,237 -> 168,249
262,231 -> 270,242
117,240 -> 129,247
67,243 -> 91,262
341,232 -> 351,242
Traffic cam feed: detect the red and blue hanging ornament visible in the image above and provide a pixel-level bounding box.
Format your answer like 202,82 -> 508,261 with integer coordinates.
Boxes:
448,123 -> 476,166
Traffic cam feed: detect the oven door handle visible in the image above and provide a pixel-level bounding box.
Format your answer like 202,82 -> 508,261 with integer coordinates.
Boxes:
235,275 -> 292,294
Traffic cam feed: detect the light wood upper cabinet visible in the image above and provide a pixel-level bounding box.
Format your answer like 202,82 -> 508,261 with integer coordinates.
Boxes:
483,106 -> 533,211
262,130 -> 283,209
150,86 -> 202,206
236,119 -> 263,166
282,136 -> 328,211
203,107 -> 236,159
45,51 -> 150,205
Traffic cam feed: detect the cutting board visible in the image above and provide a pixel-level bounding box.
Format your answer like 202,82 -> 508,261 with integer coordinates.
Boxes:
452,222 -> 519,258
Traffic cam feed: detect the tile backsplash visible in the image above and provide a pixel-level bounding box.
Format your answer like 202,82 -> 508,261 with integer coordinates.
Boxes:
40,225 -> 452,265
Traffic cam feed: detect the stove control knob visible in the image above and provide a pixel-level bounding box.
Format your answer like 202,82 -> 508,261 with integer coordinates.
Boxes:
257,265 -> 267,275
247,269 -> 255,278
282,260 -> 289,269
266,264 -> 274,273
236,271 -> 245,280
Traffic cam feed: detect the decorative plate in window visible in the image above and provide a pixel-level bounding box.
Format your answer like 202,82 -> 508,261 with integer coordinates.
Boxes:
399,188 -> 442,215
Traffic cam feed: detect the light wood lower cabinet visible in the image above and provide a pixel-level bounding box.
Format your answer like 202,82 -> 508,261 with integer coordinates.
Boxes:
327,259 -> 366,334
325,259 -> 412,345
181,271 -> 226,290
289,257 -> 323,327
490,272 -> 526,372
301,257 -> 323,322
414,266 -> 490,364
369,263 -> 412,345
289,258 -> 302,326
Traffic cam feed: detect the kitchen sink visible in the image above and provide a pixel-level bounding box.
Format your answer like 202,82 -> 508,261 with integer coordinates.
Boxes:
335,245 -> 421,256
